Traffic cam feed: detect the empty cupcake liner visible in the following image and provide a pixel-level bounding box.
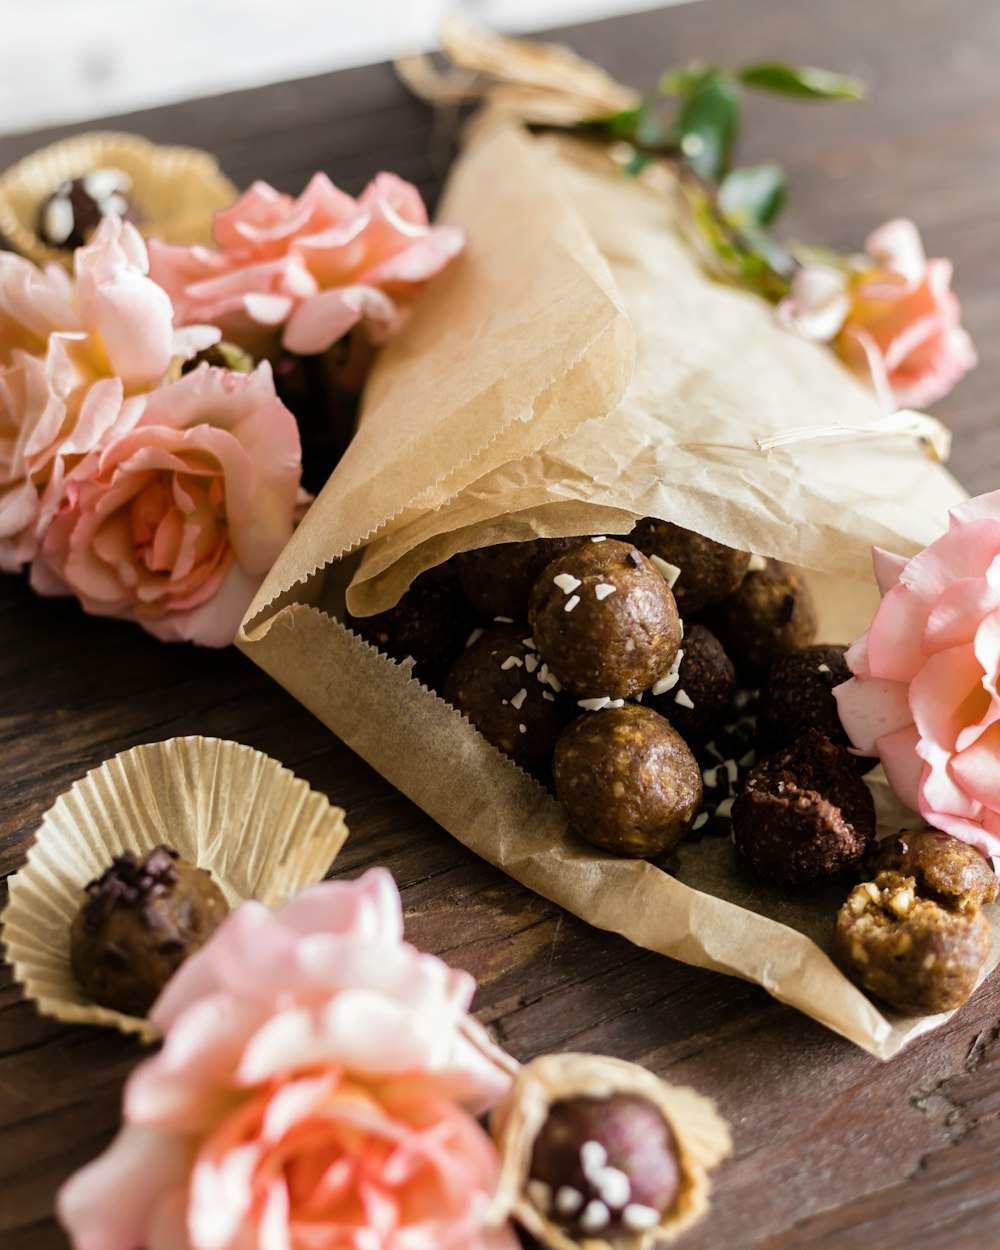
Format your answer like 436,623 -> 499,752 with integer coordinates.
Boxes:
0,131 -> 236,269
2,736 -> 349,1041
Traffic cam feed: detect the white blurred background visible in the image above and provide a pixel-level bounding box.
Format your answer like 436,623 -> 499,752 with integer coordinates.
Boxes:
0,0 -> 699,136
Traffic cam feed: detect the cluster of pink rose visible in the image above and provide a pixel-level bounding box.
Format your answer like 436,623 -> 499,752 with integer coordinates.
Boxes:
0,173 -> 463,645
57,869 -> 521,1250
777,218 -> 976,411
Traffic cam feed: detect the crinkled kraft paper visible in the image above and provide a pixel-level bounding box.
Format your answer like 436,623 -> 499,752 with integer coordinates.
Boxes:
239,121 -> 993,1058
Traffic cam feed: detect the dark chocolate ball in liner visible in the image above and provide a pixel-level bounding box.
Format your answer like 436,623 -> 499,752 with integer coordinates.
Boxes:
833,870 -> 992,1015
38,168 -> 140,250
528,539 -> 682,701
454,536 -> 588,619
869,829 -> 998,913
443,625 -> 567,767
528,1093 -> 681,1237
69,845 -> 229,1016
346,562 -> 479,689
630,518 -> 750,614
732,730 -> 876,886
553,704 -> 702,858
699,558 -> 817,677
757,643 -> 875,772
644,623 -> 736,747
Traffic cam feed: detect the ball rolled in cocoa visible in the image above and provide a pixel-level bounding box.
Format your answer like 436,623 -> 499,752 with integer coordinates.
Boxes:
643,622 -> 736,746
700,558 -> 817,677
630,517 -> 750,614
455,536 -> 588,619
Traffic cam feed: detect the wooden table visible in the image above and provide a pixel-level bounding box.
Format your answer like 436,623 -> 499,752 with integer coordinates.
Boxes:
2,0 -> 999,1246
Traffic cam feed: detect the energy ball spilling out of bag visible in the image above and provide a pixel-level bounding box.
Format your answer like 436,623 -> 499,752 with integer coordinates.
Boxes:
553,704 -> 701,858
700,557 -> 817,676
630,517 -> 750,614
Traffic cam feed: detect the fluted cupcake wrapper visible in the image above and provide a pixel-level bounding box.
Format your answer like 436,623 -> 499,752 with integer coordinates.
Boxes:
2,736 -> 349,1041
0,131 -> 236,269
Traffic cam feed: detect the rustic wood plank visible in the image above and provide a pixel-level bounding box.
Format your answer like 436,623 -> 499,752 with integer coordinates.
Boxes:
2,0 -> 999,1246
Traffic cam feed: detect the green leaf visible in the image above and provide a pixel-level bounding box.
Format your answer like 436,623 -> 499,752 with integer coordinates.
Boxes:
586,103 -> 646,142
738,62 -> 865,101
670,71 -> 741,181
718,163 -> 787,228
658,62 -> 716,98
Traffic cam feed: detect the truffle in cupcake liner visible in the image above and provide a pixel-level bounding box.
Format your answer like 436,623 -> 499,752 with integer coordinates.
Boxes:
2,736 -> 348,1040
0,131 -> 236,269
489,1052 -> 731,1250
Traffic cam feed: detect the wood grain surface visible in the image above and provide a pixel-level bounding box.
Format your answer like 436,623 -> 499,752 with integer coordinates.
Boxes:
2,1 -> 999,1247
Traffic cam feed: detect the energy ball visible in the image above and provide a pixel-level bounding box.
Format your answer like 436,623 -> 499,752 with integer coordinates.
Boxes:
869,829 -> 998,913
455,536 -> 587,619
443,625 -> 566,767
700,558 -> 817,676
70,845 -> 229,1016
732,730 -> 877,886
553,704 -> 702,858
644,622 -> 736,747
833,870 -> 992,1015
38,168 -> 140,250
756,643 -> 873,770
528,1093 -> 681,1238
346,562 -> 479,689
630,517 -> 750,614
528,539 -> 682,701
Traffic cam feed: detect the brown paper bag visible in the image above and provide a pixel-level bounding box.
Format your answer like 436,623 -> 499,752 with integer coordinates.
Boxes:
238,120 -> 993,1058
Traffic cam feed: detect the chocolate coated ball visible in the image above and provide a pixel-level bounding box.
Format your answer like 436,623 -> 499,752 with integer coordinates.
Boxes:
630,517 -> 750,614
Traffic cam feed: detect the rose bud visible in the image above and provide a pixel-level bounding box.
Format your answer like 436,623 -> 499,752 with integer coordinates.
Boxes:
489,1053 -> 731,1250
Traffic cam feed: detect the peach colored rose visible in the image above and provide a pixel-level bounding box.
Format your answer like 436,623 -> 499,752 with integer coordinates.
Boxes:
58,870 -> 518,1250
835,491 -> 1000,863
30,362 -> 304,645
149,172 -> 465,359
777,219 -> 975,410
1,216 -> 218,392
0,349 -> 142,570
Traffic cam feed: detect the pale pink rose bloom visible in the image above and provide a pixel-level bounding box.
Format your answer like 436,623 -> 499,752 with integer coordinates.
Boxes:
0,252 -> 75,367
775,264 -> 852,343
30,362 -> 303,646
149,171 -> 465,358
835,491 -> 1000,863
58,870 -> 518,1250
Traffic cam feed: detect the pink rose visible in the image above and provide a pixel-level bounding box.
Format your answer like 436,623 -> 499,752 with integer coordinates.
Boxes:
835,491 -> 1000,862
776,219 -> 975,410
0,252 -> 75,367
30,362 -> 304,646
149,172 -> 465,358
57,870 -> 517,1250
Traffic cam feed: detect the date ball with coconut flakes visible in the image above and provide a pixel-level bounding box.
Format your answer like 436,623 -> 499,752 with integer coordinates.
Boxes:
443,625 -> 568,767
630,518 -> 750,614
528,540 -> 682,701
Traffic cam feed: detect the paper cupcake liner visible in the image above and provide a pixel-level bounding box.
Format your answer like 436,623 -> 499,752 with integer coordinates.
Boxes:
0,131 -> 237,269
2,736 -> 348,1041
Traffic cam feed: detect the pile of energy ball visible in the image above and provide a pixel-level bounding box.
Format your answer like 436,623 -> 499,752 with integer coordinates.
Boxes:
350,522 -> 998,1019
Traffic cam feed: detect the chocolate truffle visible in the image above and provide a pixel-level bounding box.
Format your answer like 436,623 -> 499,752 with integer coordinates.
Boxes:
732,730 -> 876,886
70,845 -> 228,1016
833,870 -> 992,1015
455,536 -> 588,619
346,562 -> 479,689
443,625 -> 567,767
630,518 -> 750,614
869,829 -> 998,913
38,168 -> 140,250
528,540 -> 682,701
644,623 -> 736,747
700,558 -> 817,676
528,1094 -> 681,1238
553,704 -> 702,858
756,643 -> 873,770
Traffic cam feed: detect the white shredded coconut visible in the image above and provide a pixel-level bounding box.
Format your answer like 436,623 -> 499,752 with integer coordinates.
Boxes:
594,582 -> 617,600
499,655 -> 523,671
674,688 -> 695,709
649,553 -> 681,588
564,594 -> 581,612
510,688 -> 528,710
553,573 -> 582,594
